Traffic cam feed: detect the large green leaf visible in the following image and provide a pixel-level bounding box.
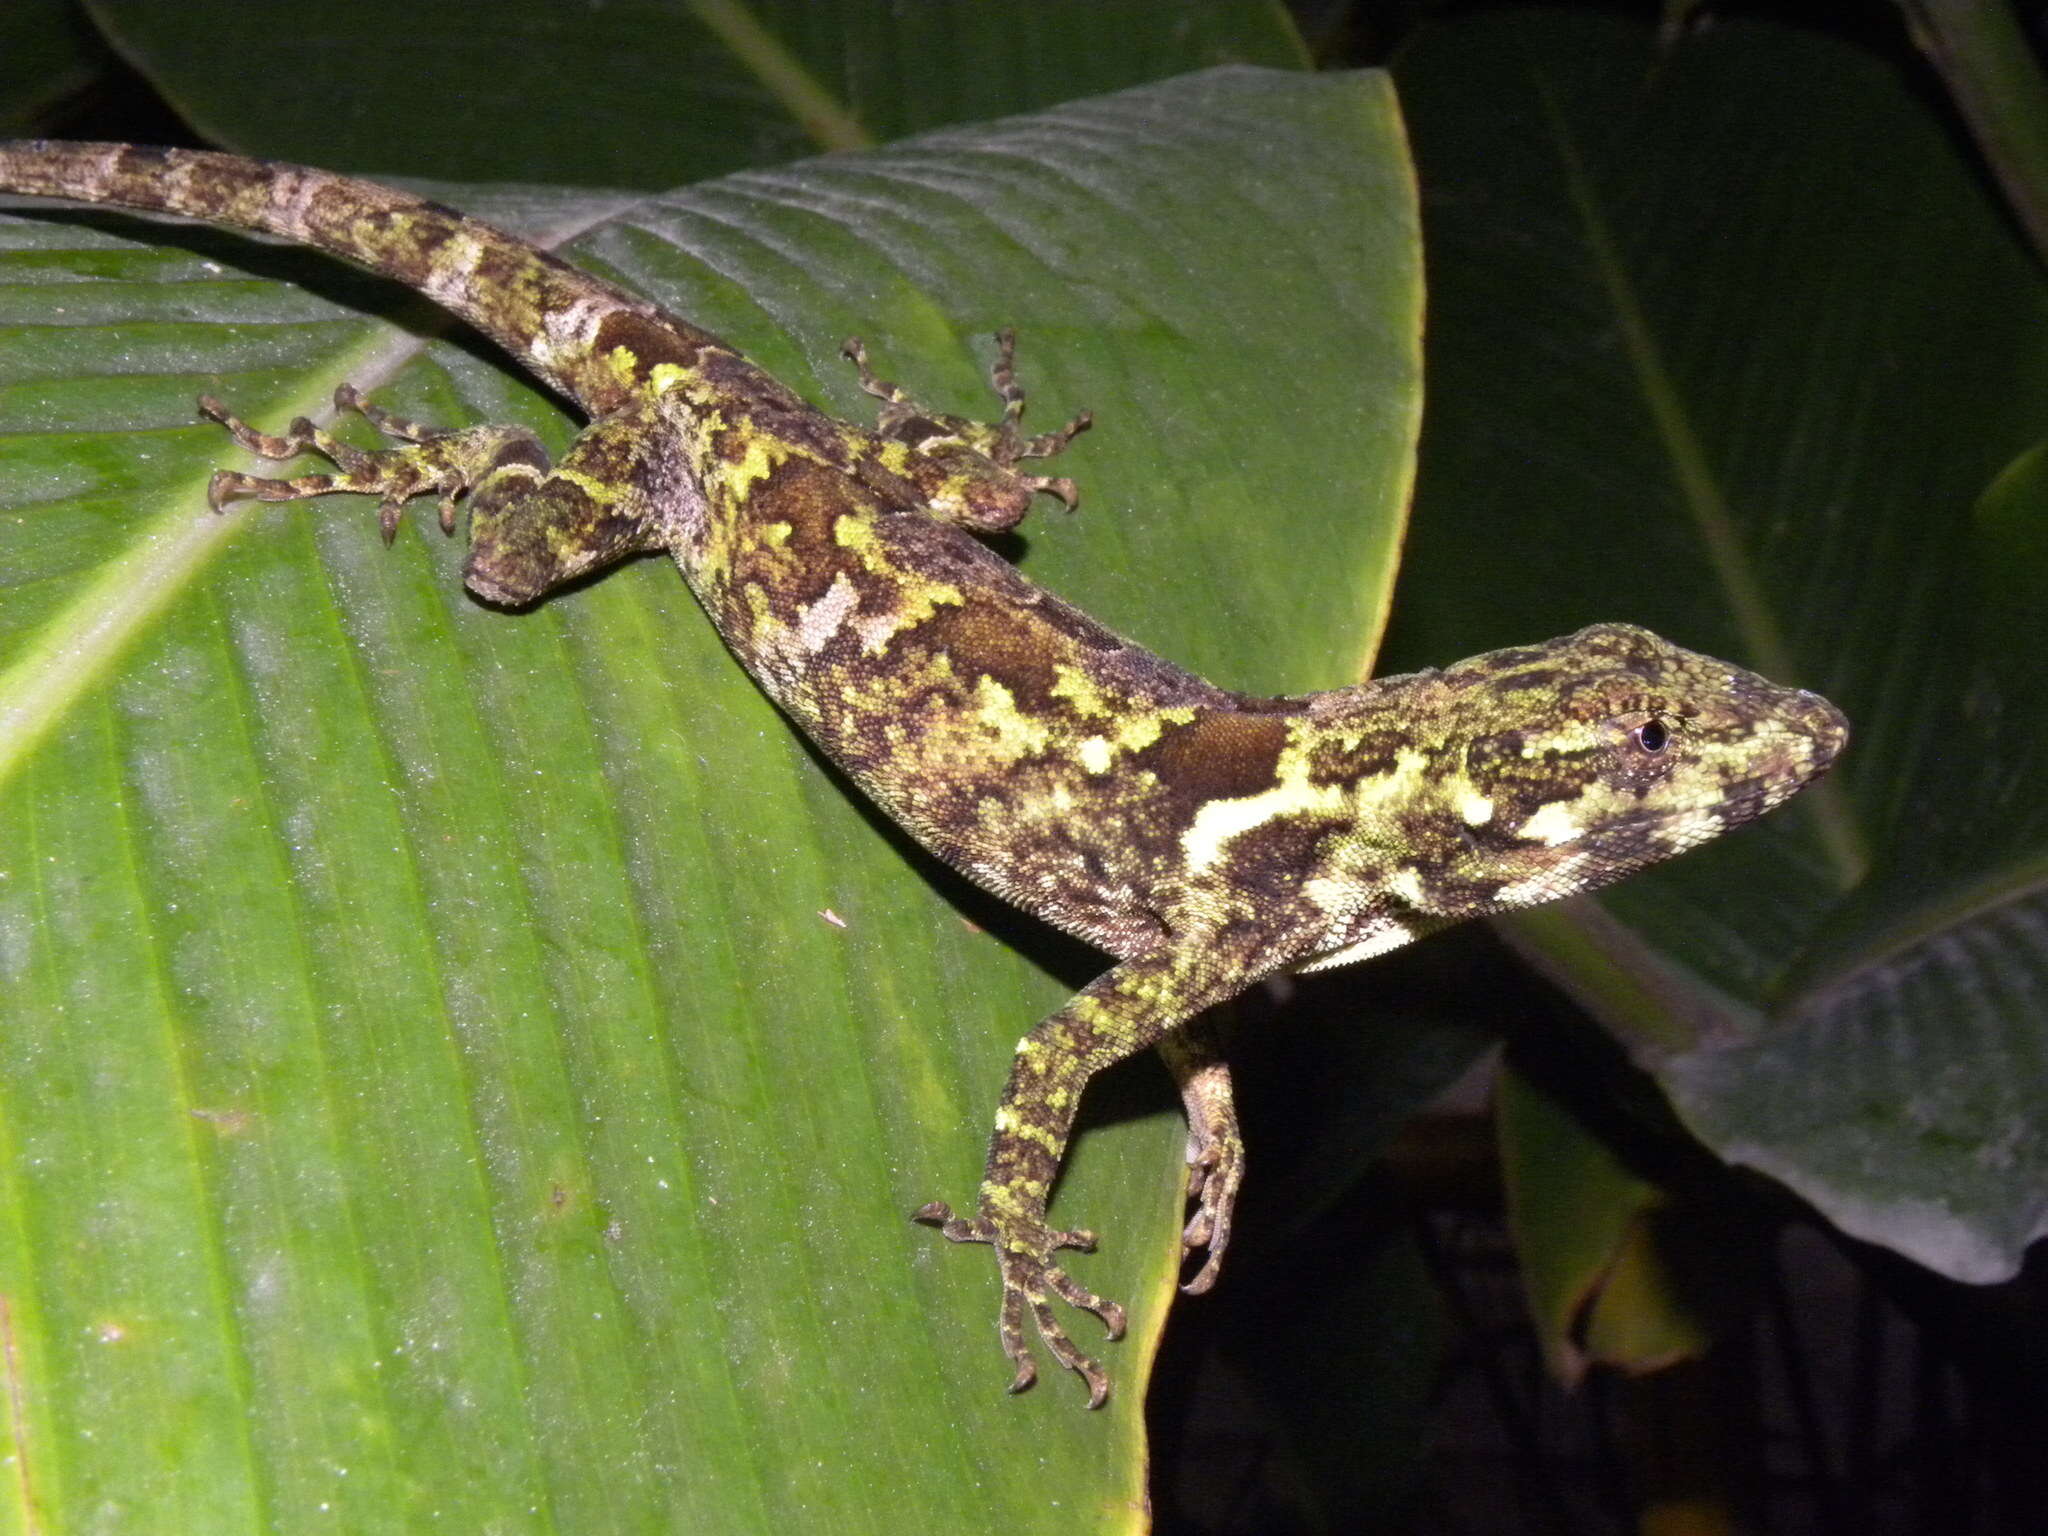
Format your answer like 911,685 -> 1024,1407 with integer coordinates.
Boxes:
1394,14 -> 2048,1282
0,69 -> 1421,1528
85,0 -> 1307,183
1497,1062 -> 1708,1385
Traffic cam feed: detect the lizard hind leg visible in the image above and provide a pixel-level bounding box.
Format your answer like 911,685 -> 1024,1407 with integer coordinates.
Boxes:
841,330 -> 1092,531
201,386 -> 549,543
1156,1025 -> 1244,1295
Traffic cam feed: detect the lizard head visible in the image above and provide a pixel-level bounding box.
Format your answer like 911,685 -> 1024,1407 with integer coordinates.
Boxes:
1394,622 -> 1848,917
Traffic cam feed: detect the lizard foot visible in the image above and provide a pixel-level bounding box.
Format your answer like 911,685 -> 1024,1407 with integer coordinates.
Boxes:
1178,1129 -> 1243,1295
913,1200 -> 1128,1408
200,386 -> 547,542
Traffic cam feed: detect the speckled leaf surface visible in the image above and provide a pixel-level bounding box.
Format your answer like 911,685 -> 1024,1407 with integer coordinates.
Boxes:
1394,15 -> 2048,1283
0,70 -> 1420,1531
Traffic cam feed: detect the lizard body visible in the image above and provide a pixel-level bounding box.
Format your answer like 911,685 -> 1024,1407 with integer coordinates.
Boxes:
0,142 -> 1848,1405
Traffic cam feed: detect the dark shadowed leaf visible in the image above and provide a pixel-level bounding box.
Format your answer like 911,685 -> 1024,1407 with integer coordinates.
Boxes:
1393,12 -> 2048,1283
87,0 -> 1308,184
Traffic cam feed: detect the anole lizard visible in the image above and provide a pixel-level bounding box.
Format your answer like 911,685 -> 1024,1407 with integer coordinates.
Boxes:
0,142 -> 1847,1407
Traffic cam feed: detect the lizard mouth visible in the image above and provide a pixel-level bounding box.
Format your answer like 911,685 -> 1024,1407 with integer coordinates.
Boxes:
1598,765 -> 1819,867
1511,770 -> 1814,887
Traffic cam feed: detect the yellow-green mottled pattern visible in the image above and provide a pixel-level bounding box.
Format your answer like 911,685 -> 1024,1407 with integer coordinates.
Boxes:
0,141 -> 1850,1408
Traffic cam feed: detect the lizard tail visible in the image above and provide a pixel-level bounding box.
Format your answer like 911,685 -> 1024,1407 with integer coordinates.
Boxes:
0,139 -> 739,417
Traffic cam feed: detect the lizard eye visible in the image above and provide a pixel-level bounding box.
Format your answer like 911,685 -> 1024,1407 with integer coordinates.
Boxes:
1631,717 -> 1671,754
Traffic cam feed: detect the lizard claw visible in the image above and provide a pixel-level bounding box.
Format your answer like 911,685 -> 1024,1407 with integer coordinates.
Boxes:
914,1200 -> 1126,1407
1179,1133 -> 1243,1296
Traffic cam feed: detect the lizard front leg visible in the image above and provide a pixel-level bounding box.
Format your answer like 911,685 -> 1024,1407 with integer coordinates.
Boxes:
916,947 -> 1246,1407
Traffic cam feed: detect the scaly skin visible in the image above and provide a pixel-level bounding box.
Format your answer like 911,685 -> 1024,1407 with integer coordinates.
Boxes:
0,142 -> 1849,1406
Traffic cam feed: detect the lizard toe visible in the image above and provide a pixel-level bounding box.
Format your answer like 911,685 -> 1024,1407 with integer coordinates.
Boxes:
1022,1288 -> 1112,1408
1179,1139 -> 1241,1294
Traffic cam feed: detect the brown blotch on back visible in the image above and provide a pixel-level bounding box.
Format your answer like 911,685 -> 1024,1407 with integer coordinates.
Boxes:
592,309 -> 712,378
750,455 -> 857,550
1209,813 -> 1346,903
1137,711 -> 1288,802
734,455 -> 864,604
1305,724 -> 1413,786
917,600 -> 1062,707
